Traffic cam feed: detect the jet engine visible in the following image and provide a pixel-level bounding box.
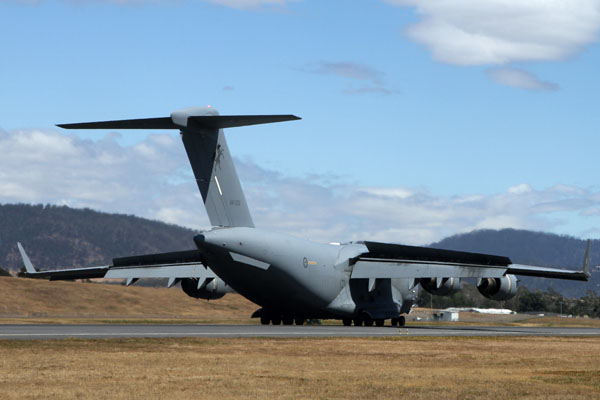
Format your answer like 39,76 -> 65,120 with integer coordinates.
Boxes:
477,274 -> 518,301
181,277 -> 228,300
420,277 -> 462,296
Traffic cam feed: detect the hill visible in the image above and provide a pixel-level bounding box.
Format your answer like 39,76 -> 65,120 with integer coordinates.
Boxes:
0,203 -> 198,272
431,229 -> 599,297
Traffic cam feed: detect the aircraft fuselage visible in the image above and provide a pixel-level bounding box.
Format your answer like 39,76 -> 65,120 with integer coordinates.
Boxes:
194,227 -> 417,320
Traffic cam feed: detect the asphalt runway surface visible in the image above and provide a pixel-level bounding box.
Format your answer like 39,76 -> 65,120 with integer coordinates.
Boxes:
1,324 -> 599,340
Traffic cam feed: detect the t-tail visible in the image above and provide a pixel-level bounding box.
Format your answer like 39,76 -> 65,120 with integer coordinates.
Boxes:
58,107 -> 300,227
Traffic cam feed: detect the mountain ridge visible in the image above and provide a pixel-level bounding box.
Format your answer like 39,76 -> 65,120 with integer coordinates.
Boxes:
430,228 -> 598,297
0,203 -> 198,272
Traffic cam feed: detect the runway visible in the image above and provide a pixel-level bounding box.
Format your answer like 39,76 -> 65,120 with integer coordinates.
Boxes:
1,324 -> 599,340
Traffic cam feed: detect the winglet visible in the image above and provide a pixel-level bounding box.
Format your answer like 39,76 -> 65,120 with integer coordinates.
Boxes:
583,239 -> 591,279
17,243 -> 36,273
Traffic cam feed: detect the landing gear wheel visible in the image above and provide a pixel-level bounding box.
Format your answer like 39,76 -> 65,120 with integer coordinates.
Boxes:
271,317 -> 281,325
391,318 -> 399,327
294,318 -> 305,325
342,318 -> 352,326
364,316 -> 374,327
398,316 -> 406,327
353,318 -> 363,326
282,316 -> 294,325
375,319 -> 384,327
260,315 -> 270,325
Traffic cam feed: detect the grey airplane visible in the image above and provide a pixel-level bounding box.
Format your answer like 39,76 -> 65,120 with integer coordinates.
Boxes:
18,106 -> 591,327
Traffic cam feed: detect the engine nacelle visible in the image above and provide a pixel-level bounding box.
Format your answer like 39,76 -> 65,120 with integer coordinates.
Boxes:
477,274 -> 518,301
181,277 -> 228,300
420,277 -> 462,296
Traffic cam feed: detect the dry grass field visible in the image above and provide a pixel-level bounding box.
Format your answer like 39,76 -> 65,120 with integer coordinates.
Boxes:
2,276 -> 600,398
3,277 -> 600,327
0,336 -> 598,399
0,276 -> 257,323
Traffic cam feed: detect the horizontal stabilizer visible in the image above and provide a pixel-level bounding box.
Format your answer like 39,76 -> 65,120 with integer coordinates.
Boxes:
57,115 -> 300,131
57,117 -> 175,130
187,115 -> 300,129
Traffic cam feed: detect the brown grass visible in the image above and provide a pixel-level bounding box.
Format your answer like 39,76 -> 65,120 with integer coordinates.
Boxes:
3,277 -> 600,327
0,336 -> 598,399
0,276 -> 257,323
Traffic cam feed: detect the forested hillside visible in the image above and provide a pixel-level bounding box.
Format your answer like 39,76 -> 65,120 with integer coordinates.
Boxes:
0,204 -> 198,272
431,229 -> 599,297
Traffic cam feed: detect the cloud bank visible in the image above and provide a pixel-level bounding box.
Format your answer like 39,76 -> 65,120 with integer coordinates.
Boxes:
387,0 -> 600,90
389,0 -> 600,65
1,129 -> 599,245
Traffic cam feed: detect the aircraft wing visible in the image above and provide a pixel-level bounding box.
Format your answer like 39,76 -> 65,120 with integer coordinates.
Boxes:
350,240 -> 591,282
17,243 -> 217,287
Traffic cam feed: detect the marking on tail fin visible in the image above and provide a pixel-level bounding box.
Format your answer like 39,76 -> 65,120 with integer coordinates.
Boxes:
214,176 -> 223,196
214,144 -> 224,169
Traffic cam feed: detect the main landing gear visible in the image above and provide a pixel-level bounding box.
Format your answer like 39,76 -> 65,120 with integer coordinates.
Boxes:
343,315 -> 406,327
259,312 -> 305,326
257,308 -> 406,327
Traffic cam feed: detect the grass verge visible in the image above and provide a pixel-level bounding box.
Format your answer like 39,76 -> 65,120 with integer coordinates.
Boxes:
1,336 -> 599,399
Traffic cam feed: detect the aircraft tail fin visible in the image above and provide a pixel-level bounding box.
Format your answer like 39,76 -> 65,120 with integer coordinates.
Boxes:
58,107 -> 301,228
174,108 -> 300,228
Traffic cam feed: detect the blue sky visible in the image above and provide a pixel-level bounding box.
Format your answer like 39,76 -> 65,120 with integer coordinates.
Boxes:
1,0 -> 600,245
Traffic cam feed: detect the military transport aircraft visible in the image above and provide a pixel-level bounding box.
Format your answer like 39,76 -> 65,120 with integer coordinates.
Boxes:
18,106 -> 591,327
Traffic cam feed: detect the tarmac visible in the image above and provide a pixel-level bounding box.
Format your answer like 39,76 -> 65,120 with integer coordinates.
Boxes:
1,324 -> 599,340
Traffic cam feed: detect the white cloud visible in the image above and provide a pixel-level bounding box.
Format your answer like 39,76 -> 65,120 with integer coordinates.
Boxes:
387,0 -> 600,90
359,187 -> 414,199
389,0 -> 600,65
507,183 -> 532,194
238,158 -> 600,244
0,128 -> 209,229
487,68 -> 559,91
1,128 -> 599,245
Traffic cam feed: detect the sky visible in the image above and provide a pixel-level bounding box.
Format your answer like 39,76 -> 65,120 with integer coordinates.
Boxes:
1,0 -> 600,245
